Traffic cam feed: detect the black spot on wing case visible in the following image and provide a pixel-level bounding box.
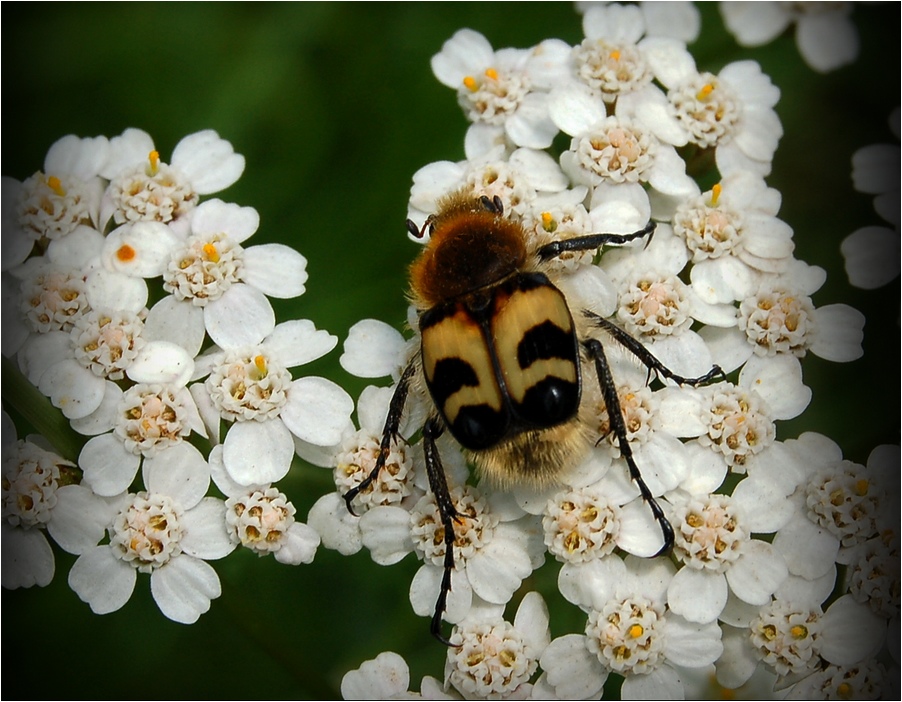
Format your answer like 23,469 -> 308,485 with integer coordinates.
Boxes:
419,272 -> 581,452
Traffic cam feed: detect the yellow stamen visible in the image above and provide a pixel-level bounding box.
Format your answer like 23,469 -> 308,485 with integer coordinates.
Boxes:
710,182 -> 722,206
541,211 -> 556,232
696,83 -> 715,101
146,150 -> 160,176
855,479 -> 869,497
484,67 -> 499,80
254,355 -> 268,376
116,244 -> 136,262
628,623 -> 644,638
463,75 -> 478,92
202,242 -> 220,263
836,682 -> 852,698
609,49 -> 621,61
46,175 -> 66,197
790,624 -> 808,639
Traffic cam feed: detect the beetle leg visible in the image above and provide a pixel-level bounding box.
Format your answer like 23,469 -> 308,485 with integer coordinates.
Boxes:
342,361 -> 417,515
583,337 -> 674,557
536,221 -> 656,261
585,312 -> 726,386
422,416 -> 462,646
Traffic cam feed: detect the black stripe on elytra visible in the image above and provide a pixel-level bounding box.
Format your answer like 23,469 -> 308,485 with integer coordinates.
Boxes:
517,320 -> 575,370
428,357 -> 478,408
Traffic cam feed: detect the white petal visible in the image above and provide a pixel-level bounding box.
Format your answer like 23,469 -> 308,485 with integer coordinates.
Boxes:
466,529 -> 532,604
84,268 -> 148,313
45,134 -> 110,180
1,525 -> 54,588
690,257 -> 755,304
275,522 -> 320,565
143,295 -> 206,357
509,148 -> 569,192
617,497 -> 667,557
143,442 -> 210,509
341,651 -> 411,701
242,244 -> 308,299
739,354 -> 811,421
340,319 -> 407,378
47,484 -> 122,554
181,497 -> 234,560
101,128 -> 155,179
514,591 -> 551,653
841,226 -> 900,289
222,419 -> 294,485
263,319 -> 337,368
68,545 -> 136,614
714,624 -> 759,688
698,326 -> 753,375
17,331 -> 72,386
583,3 -> 645,43
820,595 -> 886,665
772,513 -> 839,580
359,505 -> 414,565
430,28 -> 495,88
775,569 -> 836,605
282,376 -> 355,446
79,433 -> 141,497
150,555 -> 221,623
668,568 -> 727,623
190,199 -> 259,242
103,221 -> 181,278
409,563 -> 472,624
810,303 -> 865,362
171,130 -> 244,195
726,540 -> 787,605
307,492 -> 363,555
796,11 -> 859,72
126,340 -> 194,386
46,225 -> 105,270
38,359 -> 105,419
69,380 -> 123,436
621,664 -> 683,700
506,94 -> 558,150
730,476 -> 795,533
558,557 -> 626,610
662,613 -> 723,668
547,84 -> 606,136
720,2 -> 790,45
640,36 -> 698,88
204,283 -> 275,348
540,634 -> 607,699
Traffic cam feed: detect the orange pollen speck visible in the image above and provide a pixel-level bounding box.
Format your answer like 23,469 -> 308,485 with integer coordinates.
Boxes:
46,175 -> 66,196
855,479 -> 869,497
202,243 -> 220,263
117,244 -> 137,262
484,67 -> 499,80
697,83 -> 715,101
628,624 -> 644,638
147,150 -> 161,176
254,355 -> 267,375
710,183 -> 722,206
609,49 -> 621,61
541,211 -> 554,227
463,75 -> 478,92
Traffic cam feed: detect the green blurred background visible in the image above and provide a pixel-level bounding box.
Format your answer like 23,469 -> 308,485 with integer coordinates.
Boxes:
2,3 -> 898,699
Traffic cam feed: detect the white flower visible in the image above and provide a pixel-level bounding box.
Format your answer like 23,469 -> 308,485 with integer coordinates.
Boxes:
783,659 -> 894,699
1,423 -> 77,589
405,484 -> 544,627
192,319 -> 350,486
666,492 -> 788,624
444,593 -> 551,699
2,133 -> 108,269
720,2 -> 859,73
542,556 -> 722,699
76,380 -> 206,496
431,29 -> 562,152
99,128 -> 245,229
209,445 -> 320,565
672,172 -> 796,303
341,650 -> 453,701
65,441 -> 235,623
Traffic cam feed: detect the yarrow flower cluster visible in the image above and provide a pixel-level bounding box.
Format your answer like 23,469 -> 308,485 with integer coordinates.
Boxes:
330,5 -> 897,700
2,128 -> 353,623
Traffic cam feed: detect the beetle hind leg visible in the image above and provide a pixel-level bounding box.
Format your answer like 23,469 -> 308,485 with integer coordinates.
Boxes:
583,337 -> 674,556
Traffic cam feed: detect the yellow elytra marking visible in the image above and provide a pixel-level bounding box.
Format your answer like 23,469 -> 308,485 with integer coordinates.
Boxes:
422,308 -> 502,424
492,284 -> 575,404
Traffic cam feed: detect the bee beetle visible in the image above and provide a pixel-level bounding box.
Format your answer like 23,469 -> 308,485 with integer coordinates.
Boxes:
344,189 -> 723,644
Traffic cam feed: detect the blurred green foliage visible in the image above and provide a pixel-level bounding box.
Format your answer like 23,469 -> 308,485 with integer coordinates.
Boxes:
2,3 -> 898,699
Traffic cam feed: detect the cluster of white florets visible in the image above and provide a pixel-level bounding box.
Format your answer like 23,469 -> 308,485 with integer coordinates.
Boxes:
3,128 -> 352,621
334,4 -> 896,699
